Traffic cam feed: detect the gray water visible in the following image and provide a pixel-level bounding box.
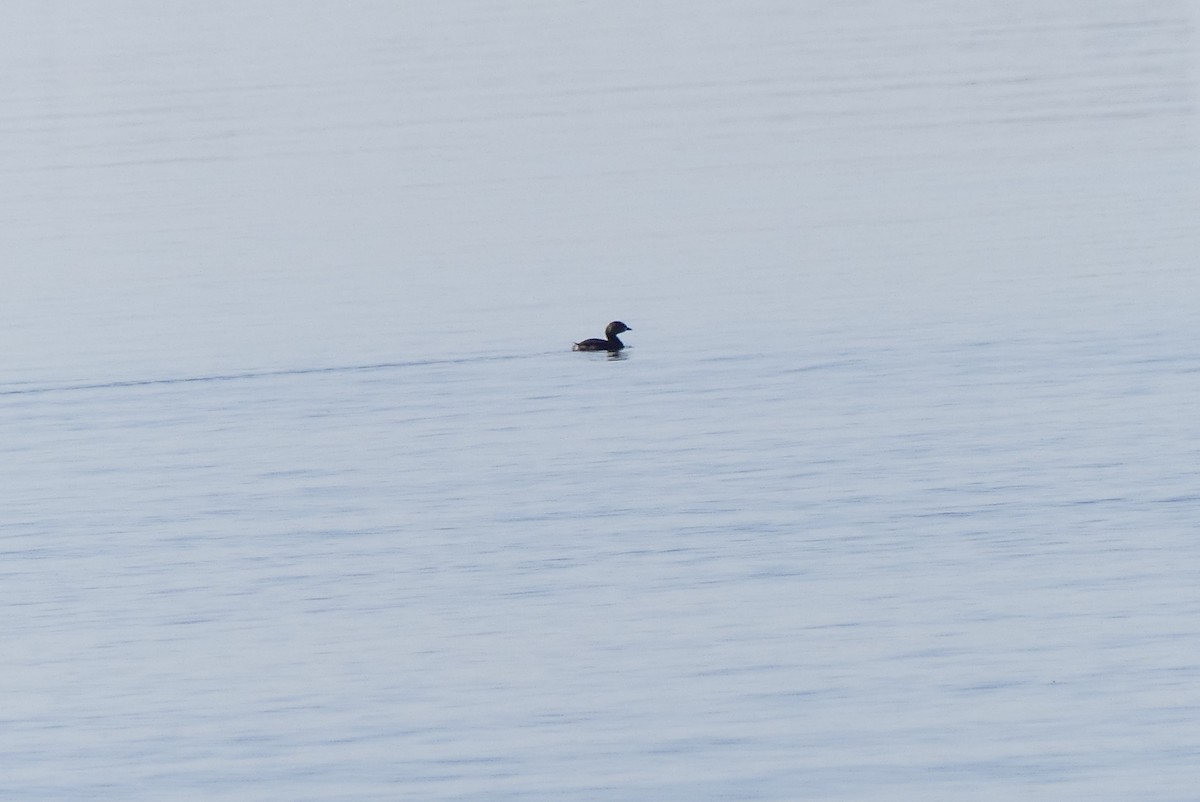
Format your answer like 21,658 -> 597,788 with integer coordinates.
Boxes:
3,2 -> 1199,799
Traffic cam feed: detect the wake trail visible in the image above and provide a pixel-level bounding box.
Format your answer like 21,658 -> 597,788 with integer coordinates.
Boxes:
0,352 -> 551,398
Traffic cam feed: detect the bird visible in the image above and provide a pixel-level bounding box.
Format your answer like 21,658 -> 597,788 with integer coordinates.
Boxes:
572,321 -> 632,352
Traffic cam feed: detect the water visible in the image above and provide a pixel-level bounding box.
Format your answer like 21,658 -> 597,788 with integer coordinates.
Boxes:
3,2 -> 1199,799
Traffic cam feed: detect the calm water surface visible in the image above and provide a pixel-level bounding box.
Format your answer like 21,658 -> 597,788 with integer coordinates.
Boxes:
2,2 -> 1199,799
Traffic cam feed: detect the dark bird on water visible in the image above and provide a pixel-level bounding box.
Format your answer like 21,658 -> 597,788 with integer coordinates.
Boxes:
573,321 -> 632,352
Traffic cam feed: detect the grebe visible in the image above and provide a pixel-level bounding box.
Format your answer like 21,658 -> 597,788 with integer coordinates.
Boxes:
572,321 -> 632,352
